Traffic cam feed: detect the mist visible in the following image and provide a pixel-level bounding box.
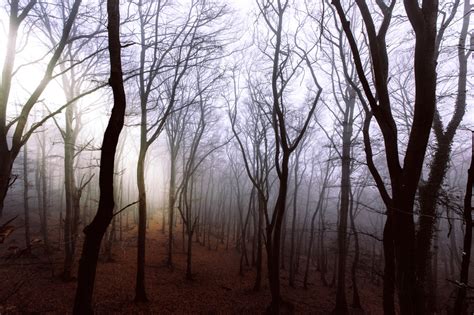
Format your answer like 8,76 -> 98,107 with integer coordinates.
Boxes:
0,0 -> 472,314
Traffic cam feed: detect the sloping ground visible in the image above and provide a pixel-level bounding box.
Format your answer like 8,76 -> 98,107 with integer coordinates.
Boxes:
0,216 -> 384,314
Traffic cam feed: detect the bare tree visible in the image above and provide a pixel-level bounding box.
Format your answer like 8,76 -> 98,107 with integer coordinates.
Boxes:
332,0 -> 440,313
252,1 -> 322,310
73,0 -> 127,312
131,0 -> 228,301
0,0 -> 82,217
36,0 -> 105,280
453,132 -> 473,314
416,1 -> 471,311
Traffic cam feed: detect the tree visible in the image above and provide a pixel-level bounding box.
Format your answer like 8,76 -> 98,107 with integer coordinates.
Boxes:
303,148 -> 335,289
332,0 -> 440,313
35,0 -> 104,280
228,71 -> 273,291
131,0 -> 227,301
164,102 -> 188,268
73,0 -> 127,312
288,142 -> 307,287
453,131 -> 473,314
174,66 -> 224,280
0,0 -> 82,217
253,1 -> 322,310
416,0 -> 471,310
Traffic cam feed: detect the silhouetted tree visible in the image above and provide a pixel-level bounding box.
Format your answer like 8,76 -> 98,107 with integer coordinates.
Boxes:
73,0 -> 127,312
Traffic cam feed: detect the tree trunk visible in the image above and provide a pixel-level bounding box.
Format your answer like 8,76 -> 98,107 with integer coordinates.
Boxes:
334,89 -> 355,315
453,131 -> 473,314
289,159 -> 299,287
73,0 -> 126,312
417,1 -> 470,311
186,229 -> 194,280
36,133 -> 50,252
266,153 -> 290,313
63,103 -> 76,281
167,155 -> 176,267
22,145 -> 30,252
135,148 -> 148,302
253,194 -> 264,291
349,192 -> 362,310
383,215 -> 396,315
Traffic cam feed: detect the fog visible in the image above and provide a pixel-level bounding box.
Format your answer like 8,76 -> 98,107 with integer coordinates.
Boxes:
0,0 -> 472,314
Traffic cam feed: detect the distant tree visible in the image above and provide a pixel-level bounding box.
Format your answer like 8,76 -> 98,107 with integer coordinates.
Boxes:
228,71 -> 274,291
164,100 -> 188,268
22,144 -> 30,253
303,148 -> 335,289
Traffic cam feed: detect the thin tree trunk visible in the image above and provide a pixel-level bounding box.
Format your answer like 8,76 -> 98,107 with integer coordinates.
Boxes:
167,156 -> 176,267
253,194 -> 264,291
22,145 -> 30,252
349,191 -> 362,310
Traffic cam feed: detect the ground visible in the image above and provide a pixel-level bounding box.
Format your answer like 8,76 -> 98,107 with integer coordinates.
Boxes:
0,215 -> 384,314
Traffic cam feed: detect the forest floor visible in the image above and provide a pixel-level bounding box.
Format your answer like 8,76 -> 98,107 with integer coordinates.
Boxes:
0,215 -> 384,314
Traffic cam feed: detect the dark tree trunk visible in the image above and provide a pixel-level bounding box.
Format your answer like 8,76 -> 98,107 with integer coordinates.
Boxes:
186,229 -> 194,280
73,0 -> 126,312
289,155 -> 301,287
253,194 -> 264,291
417,1 -> 470,311
332,1 -> 439,313
304,207 -> 318,289
266,153 -> 290,313
383,215 -> 396,315
349,192 -> 362,310
334,88 -> 355,315
135,149 -> 148,303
